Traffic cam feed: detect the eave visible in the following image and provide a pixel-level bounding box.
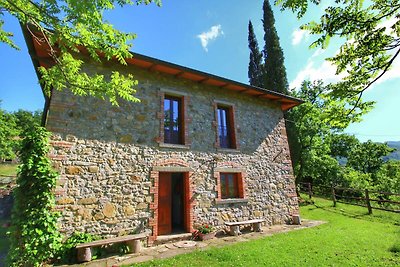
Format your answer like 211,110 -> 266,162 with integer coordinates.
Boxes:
22,25 -> 303,111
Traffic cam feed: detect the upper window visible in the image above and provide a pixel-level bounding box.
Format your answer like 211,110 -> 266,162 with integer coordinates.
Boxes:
164,95 -> 183,144
217,105 -> 236,149
220,173 -> 240,199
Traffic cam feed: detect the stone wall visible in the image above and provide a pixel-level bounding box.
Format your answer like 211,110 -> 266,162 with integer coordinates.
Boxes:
47,60 -> 299,242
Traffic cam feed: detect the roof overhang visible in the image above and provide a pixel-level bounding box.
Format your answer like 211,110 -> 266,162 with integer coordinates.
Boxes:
22,25 -> 303,111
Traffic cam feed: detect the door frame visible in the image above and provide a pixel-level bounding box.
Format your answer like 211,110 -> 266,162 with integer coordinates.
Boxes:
157,172 -> 187,235
149,164 -> 194,244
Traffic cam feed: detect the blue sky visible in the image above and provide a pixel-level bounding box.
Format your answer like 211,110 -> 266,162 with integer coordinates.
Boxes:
0,1 -> 399,142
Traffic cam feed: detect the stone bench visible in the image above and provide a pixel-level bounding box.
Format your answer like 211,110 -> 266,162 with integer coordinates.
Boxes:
225,219 -> 265,236
76,233 -> 147,262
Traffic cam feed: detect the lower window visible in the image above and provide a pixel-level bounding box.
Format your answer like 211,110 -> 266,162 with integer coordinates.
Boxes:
220,173 -> 240,199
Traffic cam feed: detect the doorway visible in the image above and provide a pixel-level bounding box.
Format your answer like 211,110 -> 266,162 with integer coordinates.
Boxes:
158,172 -> 187,235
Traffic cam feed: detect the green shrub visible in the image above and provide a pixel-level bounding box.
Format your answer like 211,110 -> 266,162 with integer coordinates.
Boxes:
57,232 -> 130,263
389,240 -> 400,254
57,232 -> 99,264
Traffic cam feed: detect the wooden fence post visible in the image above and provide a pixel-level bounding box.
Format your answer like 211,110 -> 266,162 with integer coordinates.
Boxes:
365,189 -> 372,214
307,183 -> 312,199
331,186 -> 337,207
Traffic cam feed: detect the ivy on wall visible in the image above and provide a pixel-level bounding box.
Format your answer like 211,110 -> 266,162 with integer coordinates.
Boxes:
7,126 -> 62,266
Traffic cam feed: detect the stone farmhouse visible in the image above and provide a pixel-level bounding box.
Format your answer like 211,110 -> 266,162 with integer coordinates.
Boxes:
23,27 -> 302,245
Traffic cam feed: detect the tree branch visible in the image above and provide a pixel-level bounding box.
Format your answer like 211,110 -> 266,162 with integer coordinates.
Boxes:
347,47 -> 400,115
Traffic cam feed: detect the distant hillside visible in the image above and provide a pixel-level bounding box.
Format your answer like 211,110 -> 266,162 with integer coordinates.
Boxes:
385,141 -> 400,161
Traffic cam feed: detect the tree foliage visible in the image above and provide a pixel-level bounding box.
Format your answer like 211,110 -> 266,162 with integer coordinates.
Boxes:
287,80 -> 372,186
347,140 -> 394,176
335,137 -> 397,191
375,160 -> 400,193
8,126 -> 62,266
247,1 -> 289,94
0,104 -> 19,161
263,0 -> 289,94
0,103 -> 42,161
13,109 -> 42,132
329,133 -> 359,159
288,80 -> 398,194
0,0 -> 161,106
248,20 -> 264,88
276,0 -> 400,109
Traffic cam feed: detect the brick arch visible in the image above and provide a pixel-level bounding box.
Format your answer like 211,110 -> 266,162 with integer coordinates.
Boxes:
153,158 -> 190,167
216,161 -> 242,169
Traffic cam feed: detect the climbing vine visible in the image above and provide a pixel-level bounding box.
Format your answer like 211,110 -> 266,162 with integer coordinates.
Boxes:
8,126 -> 62,266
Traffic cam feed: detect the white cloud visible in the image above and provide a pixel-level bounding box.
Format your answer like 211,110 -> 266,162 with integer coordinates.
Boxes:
291,52 -> 400,91
289,59 -> 344,90
290,16 -> 400,91
379,17 -> 397,36
197,25 -> 224,52
375,54 -> 400,86
291,29 -> 309,46
311,48 -> 325,58
373,17 -> 400,85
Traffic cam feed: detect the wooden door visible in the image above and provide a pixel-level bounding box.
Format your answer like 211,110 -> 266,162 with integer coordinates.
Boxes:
158,172 -> 172,235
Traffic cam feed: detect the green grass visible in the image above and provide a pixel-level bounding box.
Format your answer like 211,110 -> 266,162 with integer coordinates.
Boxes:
0,163 -> 18,177
134,197 -> 400,267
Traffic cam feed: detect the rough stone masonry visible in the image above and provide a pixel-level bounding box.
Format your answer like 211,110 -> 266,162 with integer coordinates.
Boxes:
46,59 -> 299,243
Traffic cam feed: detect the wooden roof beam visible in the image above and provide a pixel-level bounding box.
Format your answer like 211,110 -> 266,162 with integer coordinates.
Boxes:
147,63 -> 158,71
239,88 -> 251,94
198,77 -> 209,84
256,93 -> 268,98
174,71 -> 185,78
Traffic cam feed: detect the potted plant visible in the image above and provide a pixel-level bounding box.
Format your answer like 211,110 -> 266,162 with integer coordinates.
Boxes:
193,224 -> 216,241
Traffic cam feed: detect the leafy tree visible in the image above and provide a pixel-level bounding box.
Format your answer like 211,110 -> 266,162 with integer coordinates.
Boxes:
341,167 -> 372,189
262,0 -> 289,94
277,0 -> 400,110
330,133 -> 359,159
0,104 -> 19,161
347,140 -> 394,179
13,109 -> 42,132
375,160 -> 400,193
248,20 -> 264,88
287,80 -> 371,186
0,103 -> 43,161
8,126 -> 62,266
1,0 -> 161,106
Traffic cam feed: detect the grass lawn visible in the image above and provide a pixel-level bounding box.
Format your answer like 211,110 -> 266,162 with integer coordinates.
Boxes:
134,197 -> 400,267
0,163 -> 18,177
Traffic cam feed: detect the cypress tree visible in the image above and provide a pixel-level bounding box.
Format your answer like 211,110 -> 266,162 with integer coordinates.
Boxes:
262,0 -> 289,94
248,20 -> 264,88
260,1 -> 297,180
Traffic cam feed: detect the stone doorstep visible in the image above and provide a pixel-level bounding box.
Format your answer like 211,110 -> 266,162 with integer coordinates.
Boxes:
153,232 -> 193,246
60,220 -> 326,267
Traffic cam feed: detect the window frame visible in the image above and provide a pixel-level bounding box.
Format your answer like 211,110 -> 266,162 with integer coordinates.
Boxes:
220,172 -> 239,199
214,168 -> 247,203
213,102 -> 238,150
163,95 -> 183,145
156,90 -> 190,148
217,106 -> 232,149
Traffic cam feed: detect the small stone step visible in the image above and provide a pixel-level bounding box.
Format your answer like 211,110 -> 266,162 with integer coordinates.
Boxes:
153,233 -> 192,246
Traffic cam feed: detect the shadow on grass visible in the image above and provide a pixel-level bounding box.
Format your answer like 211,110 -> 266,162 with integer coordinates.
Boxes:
303,200 -> 399,226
